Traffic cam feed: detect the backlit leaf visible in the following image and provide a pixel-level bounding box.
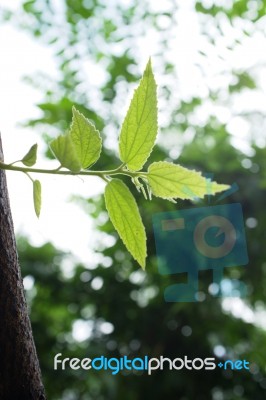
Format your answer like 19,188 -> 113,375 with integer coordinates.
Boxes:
104,179 -> 147,269
70,107 -> 102,169
33,179 -> 41,218
119,58 -> 158,171
147,161 -> 229,201
50,134 -> 81,173
22,143 -> 37,167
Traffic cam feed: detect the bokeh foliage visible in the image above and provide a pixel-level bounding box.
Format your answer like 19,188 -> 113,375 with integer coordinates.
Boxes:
2,0 -> 266,398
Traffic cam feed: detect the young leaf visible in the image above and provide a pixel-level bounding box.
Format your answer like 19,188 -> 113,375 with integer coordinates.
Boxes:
33,179 -> 41,218
50,134 -> 81,173
22,143 -> 37,166
70,107 -> 102,169
147,161 -> 229,201
104,179 -> 147,269
119,58 -> 158,171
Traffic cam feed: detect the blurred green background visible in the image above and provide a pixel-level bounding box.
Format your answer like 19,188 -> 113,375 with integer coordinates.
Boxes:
1,0 -> 266,399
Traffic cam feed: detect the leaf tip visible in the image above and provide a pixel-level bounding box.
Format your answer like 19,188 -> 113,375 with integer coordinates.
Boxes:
145,57 -> 153,75
209,181 -> 231,195
139,257 -> 146,270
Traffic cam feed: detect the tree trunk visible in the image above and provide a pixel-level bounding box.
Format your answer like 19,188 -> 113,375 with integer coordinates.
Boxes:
0,135 -> 46,399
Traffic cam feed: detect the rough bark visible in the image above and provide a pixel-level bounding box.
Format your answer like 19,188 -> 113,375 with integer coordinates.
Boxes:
0,135 -> 46,399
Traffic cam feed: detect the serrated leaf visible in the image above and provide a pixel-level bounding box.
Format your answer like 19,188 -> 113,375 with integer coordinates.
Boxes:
22,143 -> 37,166
33,179 -> 41,218
147,161 -> 229,200
104,179 -> 147,269
70,107 -> 102,169
119,58 -> 158,171
50,134 -> 81,173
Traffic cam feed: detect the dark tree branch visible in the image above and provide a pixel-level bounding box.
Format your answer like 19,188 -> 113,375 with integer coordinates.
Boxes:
0,135 -> 46,399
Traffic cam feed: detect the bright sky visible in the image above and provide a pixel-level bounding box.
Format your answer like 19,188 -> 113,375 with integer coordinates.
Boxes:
0,5 -> 105,266
1,0 -> 266,267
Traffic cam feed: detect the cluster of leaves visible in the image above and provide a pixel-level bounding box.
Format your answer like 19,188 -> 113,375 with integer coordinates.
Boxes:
5,60 -> 228,269
195,0 -> 266,21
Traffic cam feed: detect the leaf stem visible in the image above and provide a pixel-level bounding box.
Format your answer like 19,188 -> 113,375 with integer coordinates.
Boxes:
8,160 -> 22,166
0,161 -> 144,181
24,171 -> 34,183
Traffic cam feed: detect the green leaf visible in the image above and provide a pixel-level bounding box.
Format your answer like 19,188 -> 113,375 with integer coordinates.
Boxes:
33,180 -> 41,218
119,58 -> 158,171
147,161 -> 229,200
50,134 -> 81,173
70,107 -> 102,169
22,143 -> 37,167
104,179 -> 147,269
